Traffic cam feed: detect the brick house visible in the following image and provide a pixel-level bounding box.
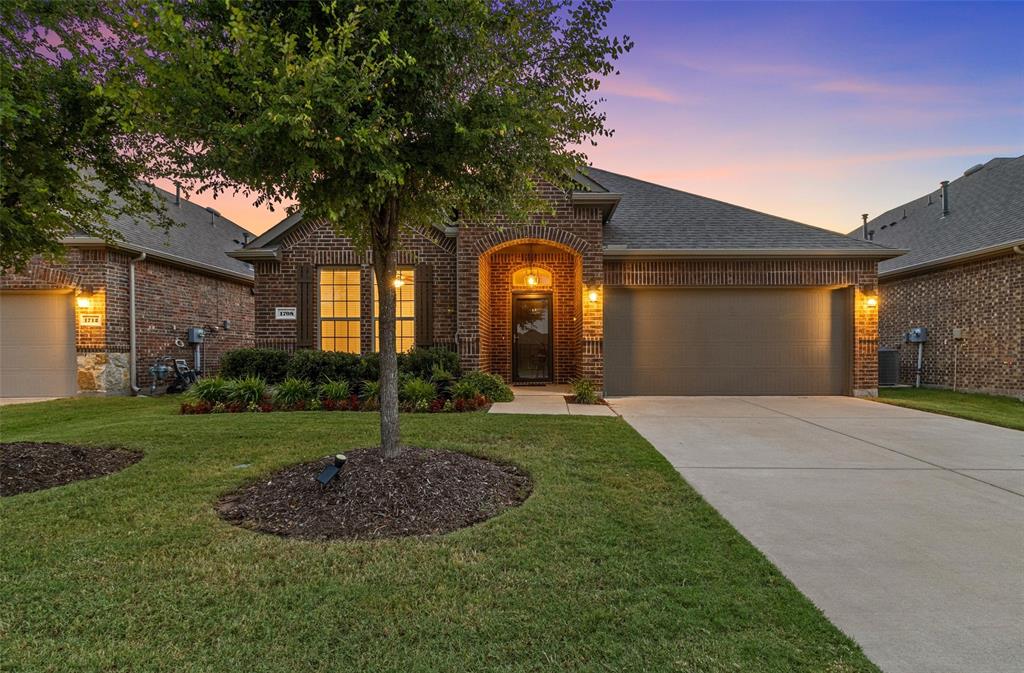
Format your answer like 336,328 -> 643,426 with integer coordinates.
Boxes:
852,156 -> 1023,397
232,168 -> 900,397
0,187 -> 255,398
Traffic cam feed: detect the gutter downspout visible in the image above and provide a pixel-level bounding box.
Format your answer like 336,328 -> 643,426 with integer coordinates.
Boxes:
129,252 -> 146,395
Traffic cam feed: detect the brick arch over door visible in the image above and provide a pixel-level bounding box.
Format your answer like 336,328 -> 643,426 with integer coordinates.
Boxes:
471,226 -> 592,258
457,225 -> 603,387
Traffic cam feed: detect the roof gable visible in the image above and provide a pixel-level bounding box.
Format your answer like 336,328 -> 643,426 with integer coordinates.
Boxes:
68,185 -> 255,279
849,155 -> 1024,274
586,168 -> 897,255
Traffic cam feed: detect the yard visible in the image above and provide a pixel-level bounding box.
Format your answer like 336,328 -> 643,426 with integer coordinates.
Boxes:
878,387 -> 1024,431
1,397 -> 878,672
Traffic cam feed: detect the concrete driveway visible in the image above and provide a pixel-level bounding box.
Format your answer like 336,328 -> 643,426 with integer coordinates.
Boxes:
609,395 -> 1024,673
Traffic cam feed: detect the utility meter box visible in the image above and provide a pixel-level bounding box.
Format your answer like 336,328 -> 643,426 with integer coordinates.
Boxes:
907,327 -> 928,343
187,327 -> 206,344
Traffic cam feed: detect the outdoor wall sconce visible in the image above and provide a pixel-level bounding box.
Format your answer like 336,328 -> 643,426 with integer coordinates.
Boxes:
865,295 -> 878,308
392,272 -> 406,289
75,290 -> 93,309
587,289 -> 599,303
316,454 -> 347,487
526,272 -> 539,286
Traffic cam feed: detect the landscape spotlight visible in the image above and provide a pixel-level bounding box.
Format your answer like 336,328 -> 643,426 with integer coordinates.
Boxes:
316,453 -> 347,487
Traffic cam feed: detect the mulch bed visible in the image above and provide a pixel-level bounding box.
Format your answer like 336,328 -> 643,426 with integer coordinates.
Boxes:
216,447 -> 532,541
1,442 -> 142,497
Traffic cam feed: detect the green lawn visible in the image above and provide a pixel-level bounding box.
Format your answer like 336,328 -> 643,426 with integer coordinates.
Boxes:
878,387 -> 1024,431
1,397 -> 878,673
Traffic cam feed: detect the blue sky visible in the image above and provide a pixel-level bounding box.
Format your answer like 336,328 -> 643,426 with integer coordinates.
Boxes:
196,1 -> 1023,234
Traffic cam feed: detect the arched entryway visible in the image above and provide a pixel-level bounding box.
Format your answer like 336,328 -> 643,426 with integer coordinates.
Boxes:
457,225 -> 603,387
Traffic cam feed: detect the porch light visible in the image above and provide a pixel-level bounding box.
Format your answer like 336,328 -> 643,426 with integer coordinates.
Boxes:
76,292 -> 92,309
392,272 -> 405,289
526,272 -> 538,286
865,296 -> 878,308
588,289 -> 599,303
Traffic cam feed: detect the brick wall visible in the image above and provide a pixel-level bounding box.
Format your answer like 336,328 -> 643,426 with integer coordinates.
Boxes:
253,219 -> 459,351
604,256 -> 881,396
2,248 -> 255,393
131,258 -> 254,388
487,251 -> 579,383
456,181 -> 605,386
879,252 -> 1023,396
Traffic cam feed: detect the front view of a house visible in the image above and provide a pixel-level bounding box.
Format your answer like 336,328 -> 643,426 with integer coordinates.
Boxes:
231,168 -> 901,397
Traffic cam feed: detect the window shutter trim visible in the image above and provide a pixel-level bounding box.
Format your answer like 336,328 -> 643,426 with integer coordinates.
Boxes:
297,263 -> 314,348
414,263 -> 433,348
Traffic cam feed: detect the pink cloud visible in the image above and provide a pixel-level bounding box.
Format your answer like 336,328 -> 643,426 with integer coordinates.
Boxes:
599,78 -> 680,103
809,77 -> 954,101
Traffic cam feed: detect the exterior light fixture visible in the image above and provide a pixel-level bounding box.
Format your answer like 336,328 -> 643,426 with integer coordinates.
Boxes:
866,296 -> 878,308
588,289 -> 599,303
76,295 -> 92,309
392,272 -> 405,289
316,453 -> 347,487
526,272 -> 538,286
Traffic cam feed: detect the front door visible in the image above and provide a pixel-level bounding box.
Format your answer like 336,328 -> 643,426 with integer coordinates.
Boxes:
512,294 -> 552,382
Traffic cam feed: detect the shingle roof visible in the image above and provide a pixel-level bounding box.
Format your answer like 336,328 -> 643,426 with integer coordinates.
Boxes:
584,167 -> 895,254
75,185 -> 254,279
849,155 -> 1024,274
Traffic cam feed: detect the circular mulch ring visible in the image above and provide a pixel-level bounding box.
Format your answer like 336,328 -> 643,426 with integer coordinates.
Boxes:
216,447 -> 532,541
1,442 -> 142,496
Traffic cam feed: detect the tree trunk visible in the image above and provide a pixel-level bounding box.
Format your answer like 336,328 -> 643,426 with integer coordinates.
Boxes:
371,196 -> 401,458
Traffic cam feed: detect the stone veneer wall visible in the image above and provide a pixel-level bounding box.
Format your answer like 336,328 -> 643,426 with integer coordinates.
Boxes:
1,248 -> 255,394
603,257 -> 881,396
878,252 -> 1023,397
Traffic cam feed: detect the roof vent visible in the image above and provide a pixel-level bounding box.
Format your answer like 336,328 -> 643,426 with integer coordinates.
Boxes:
861,213 -> 869,239
963,163 -> 984,177
940,180 -> 950,217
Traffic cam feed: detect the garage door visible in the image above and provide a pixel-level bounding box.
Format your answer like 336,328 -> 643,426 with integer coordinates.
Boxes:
0,292 -> 76,398
604,287 -> 851,396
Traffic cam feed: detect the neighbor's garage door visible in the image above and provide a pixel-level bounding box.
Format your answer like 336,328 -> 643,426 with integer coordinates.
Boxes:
0,292 -> 76,398
604,287 -> 851,396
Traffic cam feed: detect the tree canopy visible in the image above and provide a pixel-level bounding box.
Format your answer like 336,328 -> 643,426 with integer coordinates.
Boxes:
0,0 -> 167,271
115,0 -> 631,455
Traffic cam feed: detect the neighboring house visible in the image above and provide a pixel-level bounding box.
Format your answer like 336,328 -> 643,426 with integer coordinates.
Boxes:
0,186 -> 255,398
850,156 -> 1024,397
231,169 -> 900,397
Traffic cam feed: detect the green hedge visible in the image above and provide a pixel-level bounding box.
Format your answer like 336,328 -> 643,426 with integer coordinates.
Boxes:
218,349 -> 291,384
218,346 -> 463,388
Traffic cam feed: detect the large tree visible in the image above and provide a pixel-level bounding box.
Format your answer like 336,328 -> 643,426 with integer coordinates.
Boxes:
116,0 -> 630,457
0,0 -> 168,272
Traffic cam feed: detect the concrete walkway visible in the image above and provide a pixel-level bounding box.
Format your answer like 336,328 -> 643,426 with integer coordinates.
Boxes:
609,395 -> 1024,673
0,397 -> 62,407
489,385 -> 616,416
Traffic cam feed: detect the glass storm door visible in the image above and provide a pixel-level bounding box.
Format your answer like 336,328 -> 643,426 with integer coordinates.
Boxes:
512,294 -> 552,382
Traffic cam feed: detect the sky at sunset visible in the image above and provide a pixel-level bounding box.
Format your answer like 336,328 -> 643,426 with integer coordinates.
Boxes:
175,1 -> 1023,236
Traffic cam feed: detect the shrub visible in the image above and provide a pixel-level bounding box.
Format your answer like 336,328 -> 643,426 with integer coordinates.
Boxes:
430,365 -> 456,399
361,379 -> 381,409
399,347 -> 461,380
318,379 -> 351,403
459,371 -> 513,402
286,350 -> 362,385
354,352 -> 380,382
400,377 -> 437,412
219,348 -> 292,383
273,377 -> 314,410
570,378 -> 600,404
186,377 -> 233,404
451,378 -> 480,401
230,376 -> 268,408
